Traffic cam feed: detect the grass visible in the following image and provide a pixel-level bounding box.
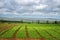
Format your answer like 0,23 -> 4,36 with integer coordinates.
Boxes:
0,23 -> 60,40
28,26 -> 41,38
16,25 -> 26,38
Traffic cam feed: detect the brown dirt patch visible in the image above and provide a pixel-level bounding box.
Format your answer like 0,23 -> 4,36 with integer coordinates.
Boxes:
0,38 -> 46,40
0,24 -> 16,36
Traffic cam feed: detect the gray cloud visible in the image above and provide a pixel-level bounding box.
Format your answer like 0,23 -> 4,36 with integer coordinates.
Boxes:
0,0 -> 60,18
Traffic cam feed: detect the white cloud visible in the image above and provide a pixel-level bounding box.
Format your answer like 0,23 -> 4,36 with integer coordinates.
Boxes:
12,11 -> 19,15
33,4 -> 48,10
15,0 -> 29,4
15,0 -> 40,5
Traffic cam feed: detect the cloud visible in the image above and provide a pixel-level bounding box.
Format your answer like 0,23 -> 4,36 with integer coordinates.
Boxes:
0,0 -> 60,19
33,4 -> 48,10
15,0 -> 40,5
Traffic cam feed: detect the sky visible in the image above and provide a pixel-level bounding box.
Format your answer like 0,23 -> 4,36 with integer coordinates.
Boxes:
0,0 -> 60,19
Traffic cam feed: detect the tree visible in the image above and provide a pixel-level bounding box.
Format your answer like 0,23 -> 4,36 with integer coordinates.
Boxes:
54,21 -> 57,24
46,20 -> 49,24
37,20 -> 40,24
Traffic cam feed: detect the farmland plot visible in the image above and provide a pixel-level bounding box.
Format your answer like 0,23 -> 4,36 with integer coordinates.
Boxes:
0,23 -> 60,40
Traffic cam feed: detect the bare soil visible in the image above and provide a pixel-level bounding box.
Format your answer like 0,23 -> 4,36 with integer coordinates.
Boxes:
0,38 -> 46,40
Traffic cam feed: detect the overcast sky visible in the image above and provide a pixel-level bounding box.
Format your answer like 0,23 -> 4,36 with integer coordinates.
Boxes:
0,0 -> 60,19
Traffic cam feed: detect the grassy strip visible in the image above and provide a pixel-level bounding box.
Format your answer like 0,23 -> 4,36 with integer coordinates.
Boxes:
34,27 -> 53,40
16,25 -> 26,38
47,29 -> 60,40
28,26 -> 40,38
33,27 -> 44,38
12,25 -> 22,38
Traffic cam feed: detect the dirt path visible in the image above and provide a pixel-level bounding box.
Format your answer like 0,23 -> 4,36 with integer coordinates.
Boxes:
25,25 -> 29,38
0,38 -> 45,40
12,26 -> 22,38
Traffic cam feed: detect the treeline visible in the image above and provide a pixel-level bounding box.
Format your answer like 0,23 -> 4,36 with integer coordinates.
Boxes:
0,20 -> 60,24
0,20 -> 21,23
36,20 -> 60,24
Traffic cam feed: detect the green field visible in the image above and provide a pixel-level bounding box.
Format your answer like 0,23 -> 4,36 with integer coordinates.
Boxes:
0,23 -> 60,40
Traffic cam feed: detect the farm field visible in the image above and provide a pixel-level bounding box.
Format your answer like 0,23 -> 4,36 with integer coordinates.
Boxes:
0,23 -> 60,40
